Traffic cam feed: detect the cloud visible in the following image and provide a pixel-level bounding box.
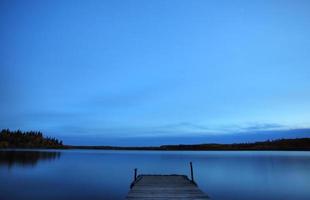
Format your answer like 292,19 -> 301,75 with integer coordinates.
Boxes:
43,121 -> 294,138
240,123 -> 286,132
60,128 -> 310,146
157,122 -> 213,132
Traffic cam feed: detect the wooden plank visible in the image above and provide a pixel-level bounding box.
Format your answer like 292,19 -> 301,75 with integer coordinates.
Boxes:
126,175 -> 209,200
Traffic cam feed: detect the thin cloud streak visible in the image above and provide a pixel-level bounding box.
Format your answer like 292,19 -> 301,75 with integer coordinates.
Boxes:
45,121 -> 308,138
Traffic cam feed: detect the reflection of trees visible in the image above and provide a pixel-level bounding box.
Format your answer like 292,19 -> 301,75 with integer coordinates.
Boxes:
0,151 -> 61,168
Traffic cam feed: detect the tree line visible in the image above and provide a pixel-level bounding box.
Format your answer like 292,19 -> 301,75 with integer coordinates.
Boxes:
0,129 -> 63,148
70,138 -> 310,151
159,138 -> 310,151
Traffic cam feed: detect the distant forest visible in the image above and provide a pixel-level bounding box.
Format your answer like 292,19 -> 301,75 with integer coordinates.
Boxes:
158,138 -> 310,151
72,138 -> 310,151
1,129 -> 310,150
0,129 -> 63,148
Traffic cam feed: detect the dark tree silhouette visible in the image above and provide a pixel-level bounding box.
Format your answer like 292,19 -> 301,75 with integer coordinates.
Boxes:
0,129 -> 64,148
159,138 -> 310,150
72,138 -> 310,151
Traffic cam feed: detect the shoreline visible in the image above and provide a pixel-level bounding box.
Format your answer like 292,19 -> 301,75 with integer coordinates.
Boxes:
1,138 -> 310,151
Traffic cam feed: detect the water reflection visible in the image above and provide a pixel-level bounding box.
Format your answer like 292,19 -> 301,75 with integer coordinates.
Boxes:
0,150 -> 61,168
1,150 -> 309,200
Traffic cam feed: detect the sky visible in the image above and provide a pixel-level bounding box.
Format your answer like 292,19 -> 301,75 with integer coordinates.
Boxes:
1,0 -> 310,146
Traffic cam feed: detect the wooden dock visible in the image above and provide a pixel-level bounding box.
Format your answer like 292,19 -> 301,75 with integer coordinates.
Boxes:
126,163 -> 209,200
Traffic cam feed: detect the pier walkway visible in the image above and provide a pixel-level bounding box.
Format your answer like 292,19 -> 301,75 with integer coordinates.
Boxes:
126,163 -> 209,199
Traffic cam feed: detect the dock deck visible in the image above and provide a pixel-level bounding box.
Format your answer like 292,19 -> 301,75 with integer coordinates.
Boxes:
126,175 -> 209,200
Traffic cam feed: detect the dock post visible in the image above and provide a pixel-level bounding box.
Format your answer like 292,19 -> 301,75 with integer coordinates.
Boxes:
134,168 -> 137,181
190,162 -> 194,183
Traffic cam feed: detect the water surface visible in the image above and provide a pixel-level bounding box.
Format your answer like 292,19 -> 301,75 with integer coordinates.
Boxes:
1,150 -> 310,200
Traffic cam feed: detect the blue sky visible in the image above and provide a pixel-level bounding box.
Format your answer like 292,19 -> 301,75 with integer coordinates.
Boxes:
1,0 -> 310,145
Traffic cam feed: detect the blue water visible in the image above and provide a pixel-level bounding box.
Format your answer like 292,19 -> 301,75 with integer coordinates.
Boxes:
1,150 -> 310,200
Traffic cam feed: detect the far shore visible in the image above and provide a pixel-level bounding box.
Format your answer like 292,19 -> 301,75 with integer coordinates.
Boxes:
2,138 -> 310,151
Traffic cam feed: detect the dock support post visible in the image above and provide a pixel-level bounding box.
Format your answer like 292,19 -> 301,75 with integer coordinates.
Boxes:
134,168 -> 137,181
190,162 -> 194,183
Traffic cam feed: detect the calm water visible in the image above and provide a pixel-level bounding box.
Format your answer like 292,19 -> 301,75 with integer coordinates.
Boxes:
1,150 -> 310,200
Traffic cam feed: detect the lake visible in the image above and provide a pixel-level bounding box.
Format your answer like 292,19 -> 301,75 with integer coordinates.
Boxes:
1,150 -> 310,200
